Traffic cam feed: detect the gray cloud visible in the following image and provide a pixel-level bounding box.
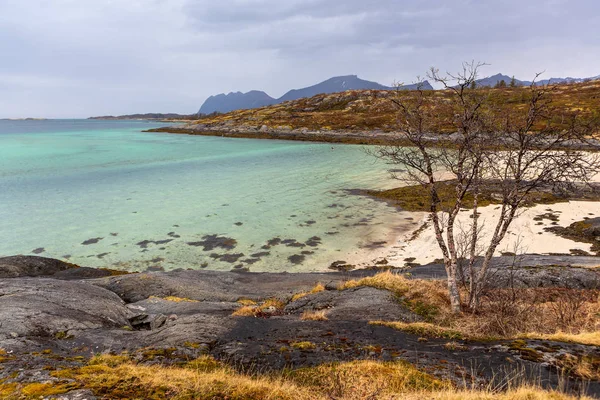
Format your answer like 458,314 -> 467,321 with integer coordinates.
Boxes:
0,0 -> 598,118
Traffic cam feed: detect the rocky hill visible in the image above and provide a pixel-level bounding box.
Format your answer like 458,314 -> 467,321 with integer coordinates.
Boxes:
155,80 -> 600,145
198,75 -> 433,114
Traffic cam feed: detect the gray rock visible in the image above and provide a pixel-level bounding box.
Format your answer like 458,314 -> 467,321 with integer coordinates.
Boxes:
48,390 -> 97,400
0,278 -> 134,341
90,270 -> 347,303
0,255 -> 77,278
284,287 -> 421,322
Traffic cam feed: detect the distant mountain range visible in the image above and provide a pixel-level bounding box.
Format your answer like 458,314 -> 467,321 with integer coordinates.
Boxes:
89,113 -> 197,120
198,75 -> 433,114
474,73 -> 600,88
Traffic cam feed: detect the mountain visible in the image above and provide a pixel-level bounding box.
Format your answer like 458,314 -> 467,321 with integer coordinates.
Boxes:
198,75 -> 433,114
474,73 -> 524,87
199,90 -> 276,114
474,73 -> 600,88
89,113 -> 197,120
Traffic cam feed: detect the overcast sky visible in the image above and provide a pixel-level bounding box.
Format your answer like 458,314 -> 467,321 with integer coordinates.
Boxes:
1,0 -> 599,118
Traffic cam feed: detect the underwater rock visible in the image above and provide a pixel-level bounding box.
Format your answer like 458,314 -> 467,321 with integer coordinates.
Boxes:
81,237 -> 103,245
187,235 -> 237,251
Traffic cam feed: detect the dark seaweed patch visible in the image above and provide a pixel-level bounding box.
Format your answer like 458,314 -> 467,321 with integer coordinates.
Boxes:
187,235 -> 237,251
267,238 -> 282,246
82,237 -> 103,245
251,252 -> 271,258
288,254 -> 306,265
210,253 -> 245,263
305,236 -> 322,247
137,239 -> 174,249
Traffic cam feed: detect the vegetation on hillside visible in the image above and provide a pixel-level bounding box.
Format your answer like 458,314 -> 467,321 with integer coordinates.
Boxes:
180,80 -> 600,134
1,353 -> 593,399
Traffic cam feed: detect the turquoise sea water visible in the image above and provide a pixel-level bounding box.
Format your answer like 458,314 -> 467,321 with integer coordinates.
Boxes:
0,120 -> 414,272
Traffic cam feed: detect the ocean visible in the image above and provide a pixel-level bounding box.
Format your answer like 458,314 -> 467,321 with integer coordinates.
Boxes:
0,119 -> 415,272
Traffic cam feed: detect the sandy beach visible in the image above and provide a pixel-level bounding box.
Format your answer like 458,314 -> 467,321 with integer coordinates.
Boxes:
368,200 -> 600,268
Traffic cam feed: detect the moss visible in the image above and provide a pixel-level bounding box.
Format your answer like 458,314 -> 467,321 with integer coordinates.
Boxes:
54,331 -> 73,340
291,341 -> 317,351
364,181 -> 572,212
21,382 -> 79,397
185,356 -> 225,373
508,340 -> 545,362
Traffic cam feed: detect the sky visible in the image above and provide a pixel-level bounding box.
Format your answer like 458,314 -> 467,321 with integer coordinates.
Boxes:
1,0 -> 599,118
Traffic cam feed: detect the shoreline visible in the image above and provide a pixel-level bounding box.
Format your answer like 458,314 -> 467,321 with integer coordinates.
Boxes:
146,126 -> 410,146
147,125 -> 600,150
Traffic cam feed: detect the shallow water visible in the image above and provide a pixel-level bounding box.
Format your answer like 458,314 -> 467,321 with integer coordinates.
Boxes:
0,119 -> 414,272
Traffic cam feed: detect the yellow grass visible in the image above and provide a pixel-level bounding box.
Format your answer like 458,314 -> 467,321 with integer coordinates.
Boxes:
400,387 -> 594,400
237,298 -> 257,306
291,283 -> 326,302
518,331 -> 600,346
150,296 -> 199,303
342,272 -> 600,346
300,310 -> 328,321
0,355 -> 591,400
232,298 -> 285,317
370,321 -> 463,340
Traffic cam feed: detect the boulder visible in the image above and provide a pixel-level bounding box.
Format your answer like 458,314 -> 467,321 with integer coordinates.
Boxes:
0,278 -> 134,341
0,255 -> 77,278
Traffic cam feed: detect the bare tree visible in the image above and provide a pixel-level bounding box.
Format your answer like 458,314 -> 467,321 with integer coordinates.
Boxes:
376,62 -> 600,313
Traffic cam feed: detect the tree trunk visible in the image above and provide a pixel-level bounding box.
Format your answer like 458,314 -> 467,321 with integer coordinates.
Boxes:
446,261 -> 462,313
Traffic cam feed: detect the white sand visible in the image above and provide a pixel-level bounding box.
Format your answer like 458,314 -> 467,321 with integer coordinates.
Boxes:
364,201 -> 600,268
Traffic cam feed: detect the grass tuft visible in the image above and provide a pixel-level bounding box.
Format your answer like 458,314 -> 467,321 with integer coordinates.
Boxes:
300,310 -> 328,321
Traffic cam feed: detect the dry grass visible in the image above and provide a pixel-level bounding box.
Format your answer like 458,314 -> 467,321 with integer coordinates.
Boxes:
149,296 -> 199,303
237,298 -> 258,306
232,298 -> 286,317
0,354 -> 591,400
339,271 -> 452,322
518,331 -> 600,346
291,283 -> 326,302
301,310 -> 328,321
370,321 -> 463,340
400,387 -> 594,400
341,272 -> 600,345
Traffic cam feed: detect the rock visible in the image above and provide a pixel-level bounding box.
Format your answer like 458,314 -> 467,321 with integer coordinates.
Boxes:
488,266 -> 600,289
128,314 -> 168,331
48,389 -> 97,400
0,278 -> 134,342
284,287 -> 421,322
0,255 -> 78,278
90,270 -> 347,303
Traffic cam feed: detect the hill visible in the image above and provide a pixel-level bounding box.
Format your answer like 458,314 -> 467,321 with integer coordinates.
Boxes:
199,90 -> 276,114
89,113 -> 198,120
198,75 -> 432,114
153,80 -> 600,145
474,73 -> 600,88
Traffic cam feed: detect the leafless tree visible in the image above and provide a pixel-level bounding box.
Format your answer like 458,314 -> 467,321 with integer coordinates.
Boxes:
376,61 -> 600,313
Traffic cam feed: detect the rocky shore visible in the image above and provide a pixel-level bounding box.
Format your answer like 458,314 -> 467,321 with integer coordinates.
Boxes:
1,255 -> 599,398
